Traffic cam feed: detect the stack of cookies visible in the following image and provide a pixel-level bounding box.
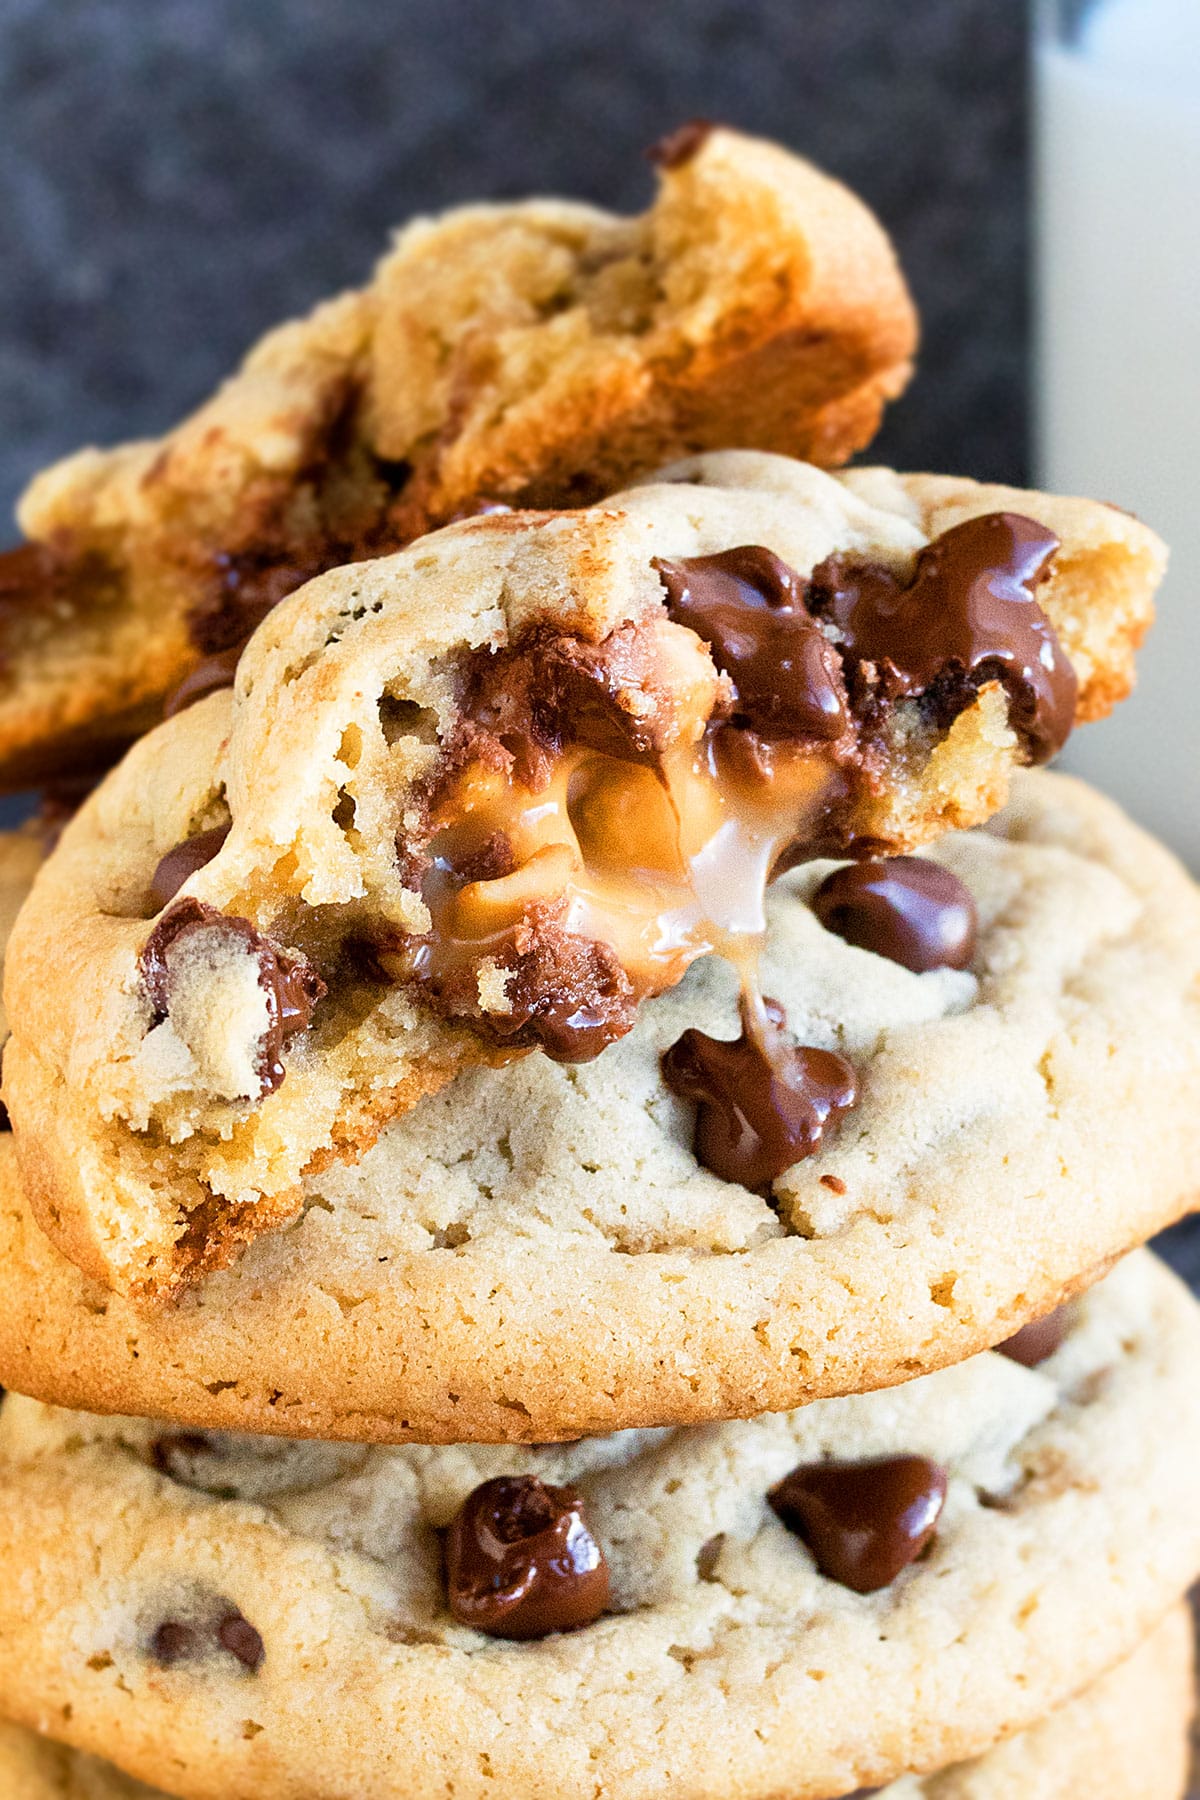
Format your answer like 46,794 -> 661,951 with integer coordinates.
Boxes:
0,125 -> 1196,1800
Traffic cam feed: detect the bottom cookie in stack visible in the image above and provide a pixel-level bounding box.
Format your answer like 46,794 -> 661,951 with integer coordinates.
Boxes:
0,1252 -> 1195,1800
0,1603 -> 1191,1799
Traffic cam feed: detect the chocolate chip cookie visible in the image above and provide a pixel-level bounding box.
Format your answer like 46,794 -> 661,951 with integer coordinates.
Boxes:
0,1252 -> 1194,1800
4,767 -> 1200,1438
0,126 -> 918,789
1,450 -> 1167,1303
0,1602 -> 1190,1798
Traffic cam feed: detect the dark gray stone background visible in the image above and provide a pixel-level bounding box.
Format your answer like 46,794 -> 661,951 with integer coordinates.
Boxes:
0,0 -> 1029,520
3,0 -> 1199,1294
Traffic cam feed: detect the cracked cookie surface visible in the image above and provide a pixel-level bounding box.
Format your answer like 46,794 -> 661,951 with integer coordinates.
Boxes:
0,126 -> 917,788
3,767 -> 1200,1436
0,1253 -> 1195,1800
1,452 -> 1168,1303
0,1604 -> 1189,1798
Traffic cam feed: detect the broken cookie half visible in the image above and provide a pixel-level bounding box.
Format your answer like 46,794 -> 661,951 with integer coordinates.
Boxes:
3,452 -> 1164,1299
0,125 -> 917,788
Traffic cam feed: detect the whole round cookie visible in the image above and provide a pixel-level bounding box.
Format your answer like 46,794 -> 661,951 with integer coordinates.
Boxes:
0,1252 -> 1196,1800
0,124 -> 917,788
4,771 -> 1200,1441
0,1606 -> 1189,1800
3,451 -> 1166,1303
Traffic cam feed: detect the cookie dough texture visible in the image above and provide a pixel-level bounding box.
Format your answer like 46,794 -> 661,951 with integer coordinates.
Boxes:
0,1604 -> 1190,1799
0,126 -> 917,786
2,452 -> 1167,1304
4,767 -> 1199,1440
0,1253 -> 1195,1800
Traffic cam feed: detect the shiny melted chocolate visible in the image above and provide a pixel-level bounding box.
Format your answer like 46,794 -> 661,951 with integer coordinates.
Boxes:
391,517 -> 1067,1074
812,512 -> 1072,763
444,1475 -> 610,1640
811,856 -> 977,973
655,546 -> 847,740
140,898 -> 325,1094
163,644 -> 244,719
769,1454 -> 948,1594
147,823 -> 231,913
997,1305 -> 1069,1368
661,995 -> 857,1190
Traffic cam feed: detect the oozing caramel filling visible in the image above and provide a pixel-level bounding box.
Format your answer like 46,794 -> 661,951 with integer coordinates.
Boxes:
397,727 -> 844,1009
385,515 -> 1065,1075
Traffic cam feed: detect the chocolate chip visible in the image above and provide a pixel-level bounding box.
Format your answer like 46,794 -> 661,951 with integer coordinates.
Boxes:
163,645 -> 244,719
217,1609 -> 264,1671
646,119 -> 715,169
661,995 -> 857,1191
656,546 -> 847,742
444,1475 -> 610,1640
139,898 -> 326,1093
812,513 -> 1073,764
997,1305 -> 1069,1368
150,1620 -> 198,1666
147,824 -> 231,913
150,1607 -> 262,1671
811,856 -> 977,973
769,1454 -> 947,1594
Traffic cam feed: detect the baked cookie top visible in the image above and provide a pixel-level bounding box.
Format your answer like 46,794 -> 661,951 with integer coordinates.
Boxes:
0,1606 -> 1188,1800
0,1252 -> 1195,1800
2,452 -> 1167,1302
4,764 -> 1199,1437
0,125 -> 916,787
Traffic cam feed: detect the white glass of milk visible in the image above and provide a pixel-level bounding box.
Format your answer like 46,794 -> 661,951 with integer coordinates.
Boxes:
1034,0 -> 1200,866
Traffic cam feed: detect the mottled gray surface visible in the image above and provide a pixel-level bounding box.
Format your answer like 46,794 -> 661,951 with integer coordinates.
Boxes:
0,0 -> 1029,526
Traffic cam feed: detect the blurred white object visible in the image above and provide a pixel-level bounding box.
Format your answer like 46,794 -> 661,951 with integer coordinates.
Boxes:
1035,0 -> 1200,865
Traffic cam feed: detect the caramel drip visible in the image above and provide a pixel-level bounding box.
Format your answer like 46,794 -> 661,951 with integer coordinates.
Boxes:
389,520 -> 1067,1068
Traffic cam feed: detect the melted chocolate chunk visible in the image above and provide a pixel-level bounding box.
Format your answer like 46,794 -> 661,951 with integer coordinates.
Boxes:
769,1454 -> 948,1594
150,1620 -> 196,1666
445,1475 -> 610,1640
147,824 -> 231,914
812,512 -> 1072,763
163,644 -> 244,719
140,898 -> 326,1093
661,996 -> 857,1191
0,542 -> 53,606
646,119 -> 715,169
193,549 -> 326,659
461,623 -> 673,785
811,856 -> 977,973
150,1605 -> 263,1671
218,1609 -> 265,1671
656,546 -> 847,741
997,1305 -> 1069,1368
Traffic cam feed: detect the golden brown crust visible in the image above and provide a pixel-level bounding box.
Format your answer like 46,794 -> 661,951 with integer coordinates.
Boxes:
0,1255 -> 1195,1800
3,771 -> 1200,1439
0,128 -> 915,788
0,454 -> 1170,1306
